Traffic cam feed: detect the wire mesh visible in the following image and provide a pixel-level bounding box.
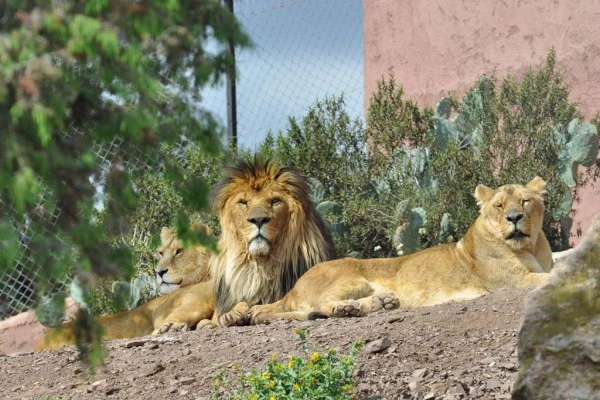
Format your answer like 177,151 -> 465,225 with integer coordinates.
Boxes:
0,0 -> 364,320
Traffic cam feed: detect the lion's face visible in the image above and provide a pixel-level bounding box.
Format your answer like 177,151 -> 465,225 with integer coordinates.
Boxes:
155,226 -> 211,294
226,183 -> 292,258
475,177 -> 546,250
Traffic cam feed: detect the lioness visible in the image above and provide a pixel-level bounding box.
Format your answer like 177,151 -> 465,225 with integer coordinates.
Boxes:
207,157 -> 338,327
232,177 -> 553,323
37,226 -> 213,350
155,224 -> 212,294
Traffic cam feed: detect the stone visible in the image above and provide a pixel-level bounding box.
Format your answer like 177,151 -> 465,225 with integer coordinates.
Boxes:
365,337 -> 392,353
513,213 -> 600,400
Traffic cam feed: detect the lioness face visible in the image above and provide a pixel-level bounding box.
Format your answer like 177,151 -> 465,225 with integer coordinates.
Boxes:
155,227 -> 211,294
228,184 -> 292,258
475,177 -> 546,250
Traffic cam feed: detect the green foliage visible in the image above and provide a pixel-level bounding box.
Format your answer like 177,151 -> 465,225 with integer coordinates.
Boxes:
212,329 -> 363,400
0,0 -> 250,356
262,51 -> 599,256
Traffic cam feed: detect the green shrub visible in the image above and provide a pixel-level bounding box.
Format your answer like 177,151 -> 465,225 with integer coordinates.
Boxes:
262,51 -> 599,256
212,329 -> 363,400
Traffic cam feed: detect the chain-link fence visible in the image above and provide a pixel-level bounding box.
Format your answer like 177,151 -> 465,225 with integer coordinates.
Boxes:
0,0 -> 364,320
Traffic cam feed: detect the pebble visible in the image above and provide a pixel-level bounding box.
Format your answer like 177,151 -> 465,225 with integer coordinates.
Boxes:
365,337 -> 392,353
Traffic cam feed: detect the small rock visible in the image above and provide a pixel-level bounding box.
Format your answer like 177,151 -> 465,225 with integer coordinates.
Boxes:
365,337 -> 392,353
387,316 -> 405,324
446,384 -> 466,396
498,362 -> 516,370
412,368 -> 429,379
486,378 -> 502,390
479,356 -> 495,364
178,376 -> 196,385
408,381 -> 422,391
424,392 -> 435,400
357,383 -> 371,393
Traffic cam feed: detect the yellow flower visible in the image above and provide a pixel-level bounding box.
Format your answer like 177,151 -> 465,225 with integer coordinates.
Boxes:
288,361 -> 293,368
310,352 -> 320,362
214,380 -> 221,387
293,383 -> 300,392
269,396 -> 276,400
294,327 -> 301,335
271,352 -> 277,360
262,372 -> 271,379
231,363 -> 238,370
342,385 -> 351,391
269,381 -> 276,389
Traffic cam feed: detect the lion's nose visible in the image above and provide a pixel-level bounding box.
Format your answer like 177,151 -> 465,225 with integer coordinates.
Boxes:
506,209 -> 523,225
156,268 -> 168,279
248,216 -> 271,228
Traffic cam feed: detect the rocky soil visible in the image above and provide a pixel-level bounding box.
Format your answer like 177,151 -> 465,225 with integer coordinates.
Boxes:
0,287 -> 533,400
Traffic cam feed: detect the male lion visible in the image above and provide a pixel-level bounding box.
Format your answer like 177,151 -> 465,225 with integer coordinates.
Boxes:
230,177 -> 553,324
208,157 -> 338,327
37,226 -> 213,350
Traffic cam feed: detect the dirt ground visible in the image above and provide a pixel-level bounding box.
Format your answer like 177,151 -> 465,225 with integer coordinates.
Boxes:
0,286 -> 535,400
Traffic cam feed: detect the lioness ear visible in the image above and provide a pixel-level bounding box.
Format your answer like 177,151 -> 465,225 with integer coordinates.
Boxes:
160,227 -> 172,242
474,184 -> 496,207
526,176 -> 547,196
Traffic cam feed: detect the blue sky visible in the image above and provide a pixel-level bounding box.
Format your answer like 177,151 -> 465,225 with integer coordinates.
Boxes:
200,0 -> 364,149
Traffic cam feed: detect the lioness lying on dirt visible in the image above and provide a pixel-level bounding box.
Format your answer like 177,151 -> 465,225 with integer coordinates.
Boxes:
36,226 -> 213,350
224,177 -> 553,324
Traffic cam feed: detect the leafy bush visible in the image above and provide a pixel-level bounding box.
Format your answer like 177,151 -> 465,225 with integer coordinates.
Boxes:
212,329 -> 363,400
262,51 -> 599,256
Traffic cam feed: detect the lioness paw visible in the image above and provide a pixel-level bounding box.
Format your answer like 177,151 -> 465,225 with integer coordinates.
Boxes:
153,321 -> 189,335
370,293 -> 400,313
331,300 -> 363,318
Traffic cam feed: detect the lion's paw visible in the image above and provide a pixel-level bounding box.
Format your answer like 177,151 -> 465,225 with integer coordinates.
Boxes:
370,293 -> 400,313
197,319 -> 218,329
219,306 -> 250,327
331,300 -> 363,318
152,321 -> 188,335
249,307 -> 271,325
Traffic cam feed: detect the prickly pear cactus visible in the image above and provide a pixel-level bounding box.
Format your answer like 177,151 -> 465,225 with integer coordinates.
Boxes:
308,177 -> 326,204
111,274 -> 157,310
36,292 -> 67,327
557,119 -> 599,188
316,200 -> 346,243
438,213 -> 454,243
392,200 -> 427,255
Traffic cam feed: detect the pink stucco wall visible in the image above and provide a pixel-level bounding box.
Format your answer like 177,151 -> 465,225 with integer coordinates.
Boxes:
363,0 -> 600,245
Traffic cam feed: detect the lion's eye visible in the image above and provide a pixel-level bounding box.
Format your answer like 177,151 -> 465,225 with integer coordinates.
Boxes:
271,198 -> 281,206
522,199 -> 531,205
238,199 -> 248,206
495,203 -> 503,209
175,248 -> 183,256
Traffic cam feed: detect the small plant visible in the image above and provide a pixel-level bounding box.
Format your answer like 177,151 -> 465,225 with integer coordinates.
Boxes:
212,329 -> 363,400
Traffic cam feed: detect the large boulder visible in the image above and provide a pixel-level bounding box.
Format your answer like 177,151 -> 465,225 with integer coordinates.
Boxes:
513,213 -> 600,399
